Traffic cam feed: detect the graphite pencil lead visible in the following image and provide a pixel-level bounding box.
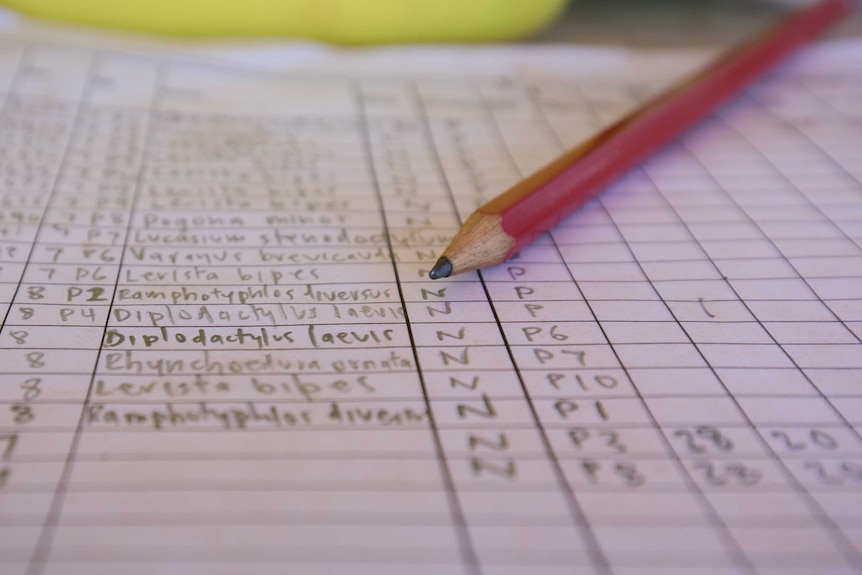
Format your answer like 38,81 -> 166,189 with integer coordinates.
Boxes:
428,257 -> 453,280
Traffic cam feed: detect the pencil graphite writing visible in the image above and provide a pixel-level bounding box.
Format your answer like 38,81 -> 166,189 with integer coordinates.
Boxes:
429,0 -> 856,280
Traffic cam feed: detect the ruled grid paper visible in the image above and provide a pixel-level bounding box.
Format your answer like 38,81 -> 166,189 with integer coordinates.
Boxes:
0,33 -> 860,575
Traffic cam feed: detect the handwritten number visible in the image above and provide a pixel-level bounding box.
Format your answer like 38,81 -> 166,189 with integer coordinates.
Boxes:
771,429 -> 839,452
693,462 -> 760,486
673,427 -> 734,454
803,461 -> 862,485
0,434 -> 17,459
25,352 -> 44,369
11,405 -> 33,425
21,378 -> 41,401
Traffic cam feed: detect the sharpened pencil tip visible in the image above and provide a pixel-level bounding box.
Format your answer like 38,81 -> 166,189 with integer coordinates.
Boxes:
429,257 -> 453,280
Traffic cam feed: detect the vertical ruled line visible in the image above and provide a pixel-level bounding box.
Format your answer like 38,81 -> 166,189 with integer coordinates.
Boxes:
353,79 -> 481,575
26,56 -> 165,575
414,78 -> 613,575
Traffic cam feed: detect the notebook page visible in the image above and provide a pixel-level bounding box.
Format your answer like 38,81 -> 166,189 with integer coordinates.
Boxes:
0,33 -> 860,575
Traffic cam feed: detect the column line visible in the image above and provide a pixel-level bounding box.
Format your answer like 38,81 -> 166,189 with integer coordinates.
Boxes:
353,80 -> 481,575
26,58 -> 166,575
415,78 -> 613,575
530,81 -> 760,573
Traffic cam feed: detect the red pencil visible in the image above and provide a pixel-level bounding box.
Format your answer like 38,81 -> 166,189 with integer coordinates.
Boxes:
429,0 -> 855,279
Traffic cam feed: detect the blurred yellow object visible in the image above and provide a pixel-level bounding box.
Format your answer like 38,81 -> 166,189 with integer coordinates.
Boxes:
0,0 -> 569,43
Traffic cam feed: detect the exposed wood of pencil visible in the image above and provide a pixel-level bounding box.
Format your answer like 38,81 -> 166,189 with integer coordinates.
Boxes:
431,0 -> 854,279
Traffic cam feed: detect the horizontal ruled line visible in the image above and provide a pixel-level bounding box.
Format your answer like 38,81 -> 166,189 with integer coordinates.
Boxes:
4,450 -> 861,466
2,392 -> 861,405
3,422 -> 861,434
2,480 -> 859,497
0,511 -> 856,530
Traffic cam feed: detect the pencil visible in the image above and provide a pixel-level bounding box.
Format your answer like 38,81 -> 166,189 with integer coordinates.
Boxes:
429,0 -> 855,280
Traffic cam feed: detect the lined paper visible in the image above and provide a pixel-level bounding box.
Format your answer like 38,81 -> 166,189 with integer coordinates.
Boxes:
0,31 -> 861,575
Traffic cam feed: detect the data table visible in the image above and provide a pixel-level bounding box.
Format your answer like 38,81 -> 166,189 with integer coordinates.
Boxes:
0,40 -> 860,575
